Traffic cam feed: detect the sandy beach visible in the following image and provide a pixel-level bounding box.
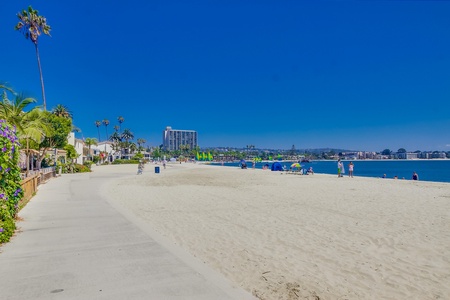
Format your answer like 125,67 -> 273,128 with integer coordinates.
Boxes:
102,162 -> 450,300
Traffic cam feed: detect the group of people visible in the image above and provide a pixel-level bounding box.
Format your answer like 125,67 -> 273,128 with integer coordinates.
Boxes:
384,172 -> 419,180
338,159 -> 420,180
337,159 -> 353,178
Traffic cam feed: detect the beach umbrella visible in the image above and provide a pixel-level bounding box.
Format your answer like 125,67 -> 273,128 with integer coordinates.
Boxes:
291,163 -> 301,168
196,152 -> 200,161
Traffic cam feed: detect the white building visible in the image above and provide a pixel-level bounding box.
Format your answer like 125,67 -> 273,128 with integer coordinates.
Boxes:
91,141 -> 118,162
396,152 -> 419,159
67,132 -> 86,164
162,126 -> 198,151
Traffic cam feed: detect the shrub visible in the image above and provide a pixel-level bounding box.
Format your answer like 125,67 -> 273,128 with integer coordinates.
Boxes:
0,120 -> 24,244
74,163 -> 90,173
111,159 -> 139,165
57,162 -> 91,173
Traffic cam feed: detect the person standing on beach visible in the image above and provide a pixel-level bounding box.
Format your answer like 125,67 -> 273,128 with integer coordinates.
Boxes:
412,171 -> 419,180
348,162 -> 354,177
337,159 -> 343,177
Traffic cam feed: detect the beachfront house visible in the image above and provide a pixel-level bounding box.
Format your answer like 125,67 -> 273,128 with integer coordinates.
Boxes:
91,141 -> 118,163
67,132 -> 86,165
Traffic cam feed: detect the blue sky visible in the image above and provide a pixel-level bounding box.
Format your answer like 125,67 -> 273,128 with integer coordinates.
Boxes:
1,1 -> 449,152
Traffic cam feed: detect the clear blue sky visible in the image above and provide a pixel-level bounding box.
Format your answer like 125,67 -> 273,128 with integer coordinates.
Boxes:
1,1 -> 449,152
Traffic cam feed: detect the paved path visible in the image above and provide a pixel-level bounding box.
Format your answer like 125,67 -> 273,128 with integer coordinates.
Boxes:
0,169 -> 255,300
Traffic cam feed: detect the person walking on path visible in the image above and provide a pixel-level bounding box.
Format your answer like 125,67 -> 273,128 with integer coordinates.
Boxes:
348,162 -> 354,177
137,160 -> 144,175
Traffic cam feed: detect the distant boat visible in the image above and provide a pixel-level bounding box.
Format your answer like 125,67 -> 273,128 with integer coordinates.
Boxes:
301,158 -> 310,163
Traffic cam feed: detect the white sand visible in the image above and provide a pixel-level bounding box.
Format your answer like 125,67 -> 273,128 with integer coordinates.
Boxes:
102,163 -> 450,300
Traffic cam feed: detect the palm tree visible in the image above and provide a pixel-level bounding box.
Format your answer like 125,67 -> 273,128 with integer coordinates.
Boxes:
121,128 -> 134,154
137,138 -> 146,152
95,120 -> 101,141
109,131 -> 122,155
129,142 -> 137,153
19,108 -> 49,173
117,116 -> 124,132
84,137 -> 98,161
113,125 -> 119,132
102,119 -> 110,142
52,104 -> 72,119
110,131 -> 121,143
0,83 -> 15,96
0,93 -> 37,132
183,144 -> 191,155
71,124 -> 81,133
15,6 -> 51,111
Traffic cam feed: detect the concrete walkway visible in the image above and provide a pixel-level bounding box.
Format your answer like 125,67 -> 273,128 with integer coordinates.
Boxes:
0,169 -> 255,300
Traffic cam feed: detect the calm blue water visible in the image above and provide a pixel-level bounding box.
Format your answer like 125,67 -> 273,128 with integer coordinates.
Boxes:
211,160 -> 450,183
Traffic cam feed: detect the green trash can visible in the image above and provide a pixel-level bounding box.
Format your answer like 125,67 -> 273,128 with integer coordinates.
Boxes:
155,166 -> 160,173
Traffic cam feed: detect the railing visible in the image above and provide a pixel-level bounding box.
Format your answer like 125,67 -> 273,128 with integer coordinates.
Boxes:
19,167 -> 57,208
40,166 -> 56,184
20,175 -> 39,208
21,169 -> 40,179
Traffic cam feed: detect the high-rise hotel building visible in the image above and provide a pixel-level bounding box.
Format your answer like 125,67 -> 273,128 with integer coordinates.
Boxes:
162,126 -> 198,151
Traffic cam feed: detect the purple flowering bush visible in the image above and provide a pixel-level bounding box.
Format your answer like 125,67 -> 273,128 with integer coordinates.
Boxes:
0,120 -> 24,243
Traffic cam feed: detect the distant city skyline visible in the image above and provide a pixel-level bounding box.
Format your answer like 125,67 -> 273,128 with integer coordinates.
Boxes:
1,1 -> 449,152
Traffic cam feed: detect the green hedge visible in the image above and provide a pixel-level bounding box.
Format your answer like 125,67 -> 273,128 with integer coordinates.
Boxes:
111,159 -> 140,165
58,162 -> 91,173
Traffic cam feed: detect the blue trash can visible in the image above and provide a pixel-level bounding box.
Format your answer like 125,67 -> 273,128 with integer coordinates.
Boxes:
155,166 -> 160,173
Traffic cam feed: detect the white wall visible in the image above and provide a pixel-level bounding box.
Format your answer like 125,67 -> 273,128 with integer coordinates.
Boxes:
68,132 -> 86,164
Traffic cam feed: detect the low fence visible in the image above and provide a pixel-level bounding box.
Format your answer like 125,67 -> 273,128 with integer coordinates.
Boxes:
19,167 -> 57,208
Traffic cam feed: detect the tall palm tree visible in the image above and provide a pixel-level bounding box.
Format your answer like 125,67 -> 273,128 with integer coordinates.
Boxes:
15,6 -> 51,111
84,137 -> 98,161
117,116 -> 124,132
52,104 -> 72,119
102,119 -> 110,140
94,120 -> 101,141
113,125 -> 120,132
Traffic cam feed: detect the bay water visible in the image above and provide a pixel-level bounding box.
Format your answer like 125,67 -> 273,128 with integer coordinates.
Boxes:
212,160 -> 450,183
